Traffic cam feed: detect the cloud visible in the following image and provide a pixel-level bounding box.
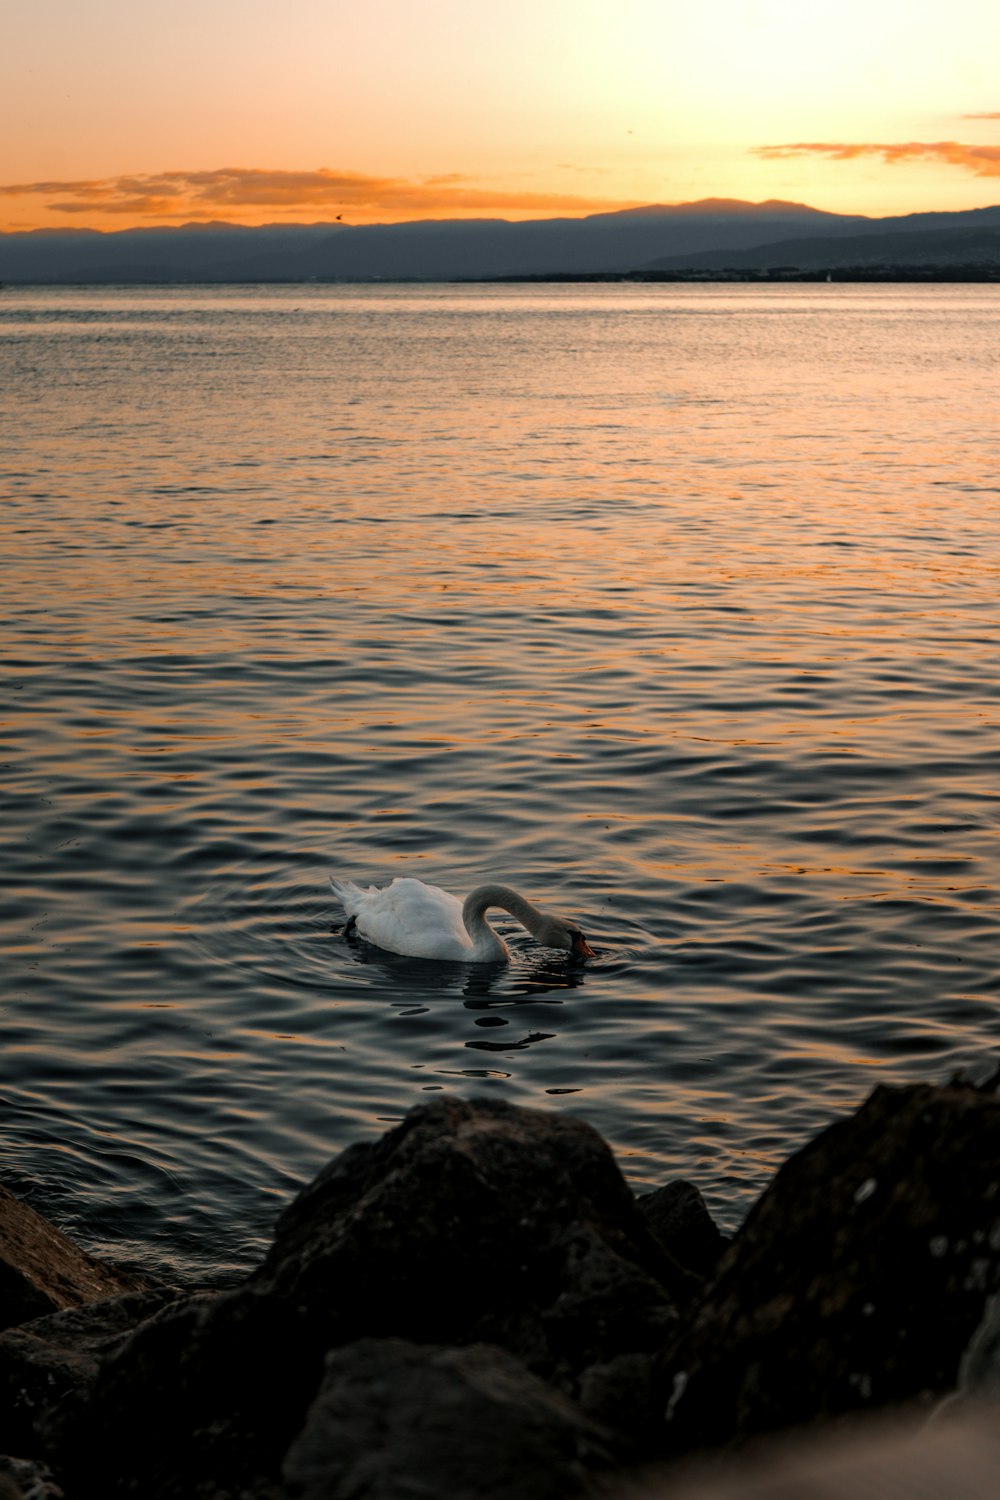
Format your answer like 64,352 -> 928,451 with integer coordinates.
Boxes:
753,140 -> 1000,178
0,166 -> 639,224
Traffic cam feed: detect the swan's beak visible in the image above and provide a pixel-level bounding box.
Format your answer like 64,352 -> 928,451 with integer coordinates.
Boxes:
572,932 -> 595,958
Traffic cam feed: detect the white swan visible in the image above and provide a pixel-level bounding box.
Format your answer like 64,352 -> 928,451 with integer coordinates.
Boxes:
330,876 -> 595,963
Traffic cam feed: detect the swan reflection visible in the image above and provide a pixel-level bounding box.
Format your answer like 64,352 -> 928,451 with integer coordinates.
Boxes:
464,1030 -> 556,1053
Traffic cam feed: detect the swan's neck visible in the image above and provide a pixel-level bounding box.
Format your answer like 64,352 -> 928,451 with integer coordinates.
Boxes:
462,884 -> 547,953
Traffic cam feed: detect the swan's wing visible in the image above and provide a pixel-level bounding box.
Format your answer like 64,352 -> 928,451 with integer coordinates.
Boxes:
377,878 -> 470,957
356,877 -> 471,959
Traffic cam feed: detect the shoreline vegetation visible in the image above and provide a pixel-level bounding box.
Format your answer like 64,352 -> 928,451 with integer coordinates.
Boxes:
2,1073 -> 999,1498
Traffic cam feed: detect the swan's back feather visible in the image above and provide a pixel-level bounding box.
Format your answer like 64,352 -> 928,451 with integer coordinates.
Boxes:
330,875 -> 476,960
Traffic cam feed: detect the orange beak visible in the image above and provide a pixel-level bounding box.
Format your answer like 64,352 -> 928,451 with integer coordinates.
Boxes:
572,932 -> 595,958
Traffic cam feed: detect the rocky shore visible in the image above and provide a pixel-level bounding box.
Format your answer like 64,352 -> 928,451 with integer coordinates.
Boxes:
2,1073 -> 999,1498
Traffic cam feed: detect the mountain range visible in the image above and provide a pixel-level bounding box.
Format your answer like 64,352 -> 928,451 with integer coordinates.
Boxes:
3,199 -> 1000,283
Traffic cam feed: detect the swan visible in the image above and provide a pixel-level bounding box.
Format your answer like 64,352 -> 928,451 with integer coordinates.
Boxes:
330,876 -> 595,963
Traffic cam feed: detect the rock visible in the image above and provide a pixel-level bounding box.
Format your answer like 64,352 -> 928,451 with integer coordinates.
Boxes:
52,1097 -> 689,1496
663,1079 -> 1000,1450
53,1286 -> 319,1499
282,1338 -> 613,1500
576,1351 -> 661,1439
957,1291 -> 1000,1400
637,1183 -> 729,1281
931,1286 -> 1000,1422
256,1095 -> 689,1379
0,1288 -> 181,1455
37,1080 -> 1000,1496
0,1455 -> 65,1500
0,1185 -> 144,1334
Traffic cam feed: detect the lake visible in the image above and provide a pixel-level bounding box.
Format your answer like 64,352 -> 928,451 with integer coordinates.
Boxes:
1,281 -> 997,1283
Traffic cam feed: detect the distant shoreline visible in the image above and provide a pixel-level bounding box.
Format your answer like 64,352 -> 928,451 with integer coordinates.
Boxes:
4,266 -> 1000,287
474,266 -> 1000,284
5,201 -> 1000,286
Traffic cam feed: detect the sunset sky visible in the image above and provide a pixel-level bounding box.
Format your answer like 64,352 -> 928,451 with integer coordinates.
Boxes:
3,0 -> 1000,232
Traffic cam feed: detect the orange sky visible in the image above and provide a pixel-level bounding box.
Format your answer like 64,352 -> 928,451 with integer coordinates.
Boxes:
2,0 -> 1000,233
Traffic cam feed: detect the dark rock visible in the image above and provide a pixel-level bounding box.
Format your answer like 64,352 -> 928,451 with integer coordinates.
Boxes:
39,1080 -> 1000,1496
637,1183 -> 729,1281
663,1079 -> 1000,1450
53,1287 -> 320,1499
256,1095 -> 689,1375
576,1351 -> 661,1440
0,1185 -> 144,1334
0,1288 -> 181,1454
0,1456 -> 64,1500
282,1338 -> 612,1500
955,1286 -> 1000,1400
54,1097 -> 683,1497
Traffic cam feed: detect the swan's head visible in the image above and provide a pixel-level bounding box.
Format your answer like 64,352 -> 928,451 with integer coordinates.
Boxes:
538,916 -> 595,958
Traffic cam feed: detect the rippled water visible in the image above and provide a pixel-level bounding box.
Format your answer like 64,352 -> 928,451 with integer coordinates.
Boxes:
2,282 -> 998,1282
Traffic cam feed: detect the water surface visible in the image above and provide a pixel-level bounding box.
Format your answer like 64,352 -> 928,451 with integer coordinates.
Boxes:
1,283 -> 998,1281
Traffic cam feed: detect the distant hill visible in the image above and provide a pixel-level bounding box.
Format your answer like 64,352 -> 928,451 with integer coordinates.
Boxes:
642,208 -> 1000,275
2,200 -> 1000,283
0,201 -> 860,283
0,223 -> 345,284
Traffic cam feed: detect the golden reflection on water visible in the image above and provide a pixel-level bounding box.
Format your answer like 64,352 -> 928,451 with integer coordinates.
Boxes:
2,284 -> 999,1275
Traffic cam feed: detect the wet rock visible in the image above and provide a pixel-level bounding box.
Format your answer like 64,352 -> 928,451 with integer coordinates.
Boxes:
663,1078 -> 1000,1450
0,1185 -> 143,1333
55,1097 -> 684,1497
0,1288 -> 181,1455
282,1338 -> 613,1500
637,1182 -> 729,1281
